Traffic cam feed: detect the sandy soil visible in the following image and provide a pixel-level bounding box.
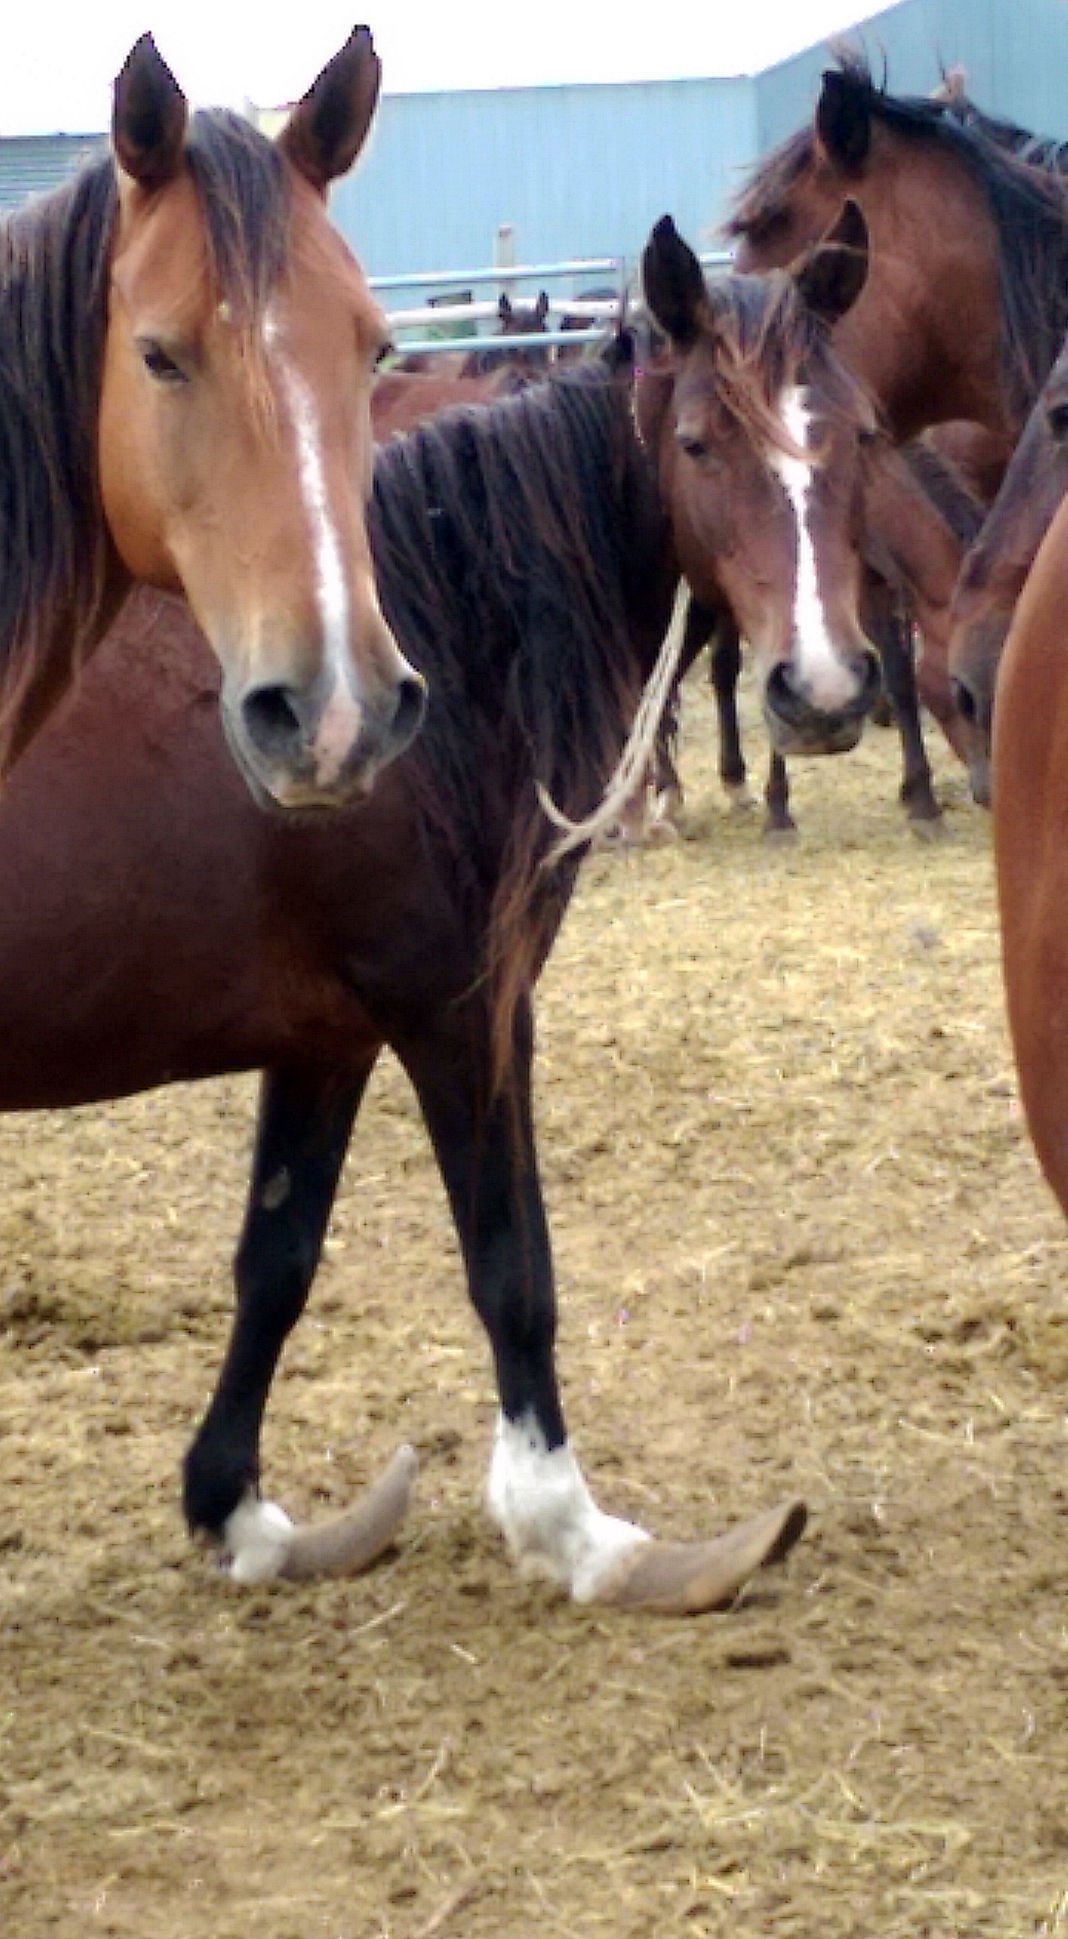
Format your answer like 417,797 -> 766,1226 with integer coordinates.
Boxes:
2,677 -> 1067,1939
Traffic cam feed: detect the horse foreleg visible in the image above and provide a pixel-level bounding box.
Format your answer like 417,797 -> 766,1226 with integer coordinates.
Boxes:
764,751 -> 796,840
184,1058 -> 394,1582
881,609 -> 944,834
398,999 -> 806,1614
710,617 -> 752,809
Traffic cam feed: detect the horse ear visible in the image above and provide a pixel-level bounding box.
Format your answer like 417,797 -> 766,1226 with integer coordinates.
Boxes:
815,68 -> 872,173
792,199 -> 869,325
642,216 -> 707,346
499,293 -> 513,321
535,290 -> 550,323
278,26 -> 381,193
112,35 -> 187,190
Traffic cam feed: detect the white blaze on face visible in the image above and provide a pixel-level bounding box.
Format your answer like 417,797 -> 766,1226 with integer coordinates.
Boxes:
265,306 -> 366,786
767,387 -> 859,714
487,1412 -> 649,1602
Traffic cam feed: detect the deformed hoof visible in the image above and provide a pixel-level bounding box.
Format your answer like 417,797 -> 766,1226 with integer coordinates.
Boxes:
280,1444 -> 418,1581
591,1497 -> 808,1614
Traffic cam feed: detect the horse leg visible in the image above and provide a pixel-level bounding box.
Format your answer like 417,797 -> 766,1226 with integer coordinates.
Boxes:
184,1057 -> 407,1583
764,751 -> 796,840
396,999 -> 806,1613
710,617 -> 752,810
877,598 -> 943,835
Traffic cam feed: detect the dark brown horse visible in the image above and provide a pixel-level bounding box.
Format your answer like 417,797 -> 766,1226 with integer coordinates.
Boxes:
949,336 -> 1068,805
0,368 -> 811,1615
0,30 -> 424,805
460,291 -> 552,375
726,52 -> 1068,458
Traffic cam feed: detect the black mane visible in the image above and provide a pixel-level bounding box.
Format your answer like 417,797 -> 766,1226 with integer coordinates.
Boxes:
369,368 -> 671,1073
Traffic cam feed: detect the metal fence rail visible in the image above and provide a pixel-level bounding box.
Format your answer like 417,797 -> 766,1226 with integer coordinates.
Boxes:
371,246 -> 733,359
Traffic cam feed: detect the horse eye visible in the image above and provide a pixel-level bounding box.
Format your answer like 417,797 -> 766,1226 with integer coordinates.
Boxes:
139,340 -> 187,385
676,430 -> 710,461
1047,402 -> 1068,442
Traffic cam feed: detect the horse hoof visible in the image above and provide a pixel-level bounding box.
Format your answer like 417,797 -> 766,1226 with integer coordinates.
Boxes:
725,784 -> 756,814
646,815 -> 681,844
280,1444 -> 419,1580
590,1498 -> 807,1614
909,814 -> 947,843
763,825 -> 798,847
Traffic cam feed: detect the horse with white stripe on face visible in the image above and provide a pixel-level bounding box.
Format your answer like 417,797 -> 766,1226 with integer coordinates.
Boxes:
638,201 -> 883,762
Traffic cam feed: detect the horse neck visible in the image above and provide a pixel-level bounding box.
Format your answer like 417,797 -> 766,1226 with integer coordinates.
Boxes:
833,188 -> 1008,447
865,443 -> 972,621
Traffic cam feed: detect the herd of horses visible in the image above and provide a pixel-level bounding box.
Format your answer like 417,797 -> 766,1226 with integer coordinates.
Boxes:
3,29 -> 1068,1619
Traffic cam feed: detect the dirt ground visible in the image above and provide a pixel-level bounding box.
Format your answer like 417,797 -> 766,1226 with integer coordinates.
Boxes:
2,675 -> 1068,1939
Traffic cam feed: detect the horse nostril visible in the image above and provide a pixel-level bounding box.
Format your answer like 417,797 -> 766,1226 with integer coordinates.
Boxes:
766,661 -> 796,707
951,675 -> 978,724
858,650 -> 882,695
241,683 -> 303,761
391,673 -> 427,754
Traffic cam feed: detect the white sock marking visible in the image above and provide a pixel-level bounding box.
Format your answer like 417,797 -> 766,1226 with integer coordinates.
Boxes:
768,388 -> 859,714
487,1413 -> 649,1602
222,1491 -> 294,1585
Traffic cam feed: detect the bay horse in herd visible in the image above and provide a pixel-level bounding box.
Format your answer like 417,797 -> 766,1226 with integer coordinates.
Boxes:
628,200 -> 981,842
702,51 -> 1068,832
0,213 -> 898,1615
948,338 -> 1068,805
0,29 -> 423,803
726,51 -> 1068,459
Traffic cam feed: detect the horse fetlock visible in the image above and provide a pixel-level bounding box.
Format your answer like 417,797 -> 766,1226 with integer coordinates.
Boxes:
487,1412 -> 650,1599
221,1491 -> 295,1584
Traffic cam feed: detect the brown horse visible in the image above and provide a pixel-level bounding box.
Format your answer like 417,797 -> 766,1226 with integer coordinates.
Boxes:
949,336 -> 1068,805
371,365 -> 524,439
637,203 -> 883,779
726,52 -> 1068,458
0,366 -> 813,1615
0,30 -> 424,804
989,493 -> 1068,1297
631,440 -> 982,841
460,291 -> 552,375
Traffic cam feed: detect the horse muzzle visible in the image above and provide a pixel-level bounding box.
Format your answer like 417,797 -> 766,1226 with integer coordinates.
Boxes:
763,648 -> 882,756
224,654 -> 427,811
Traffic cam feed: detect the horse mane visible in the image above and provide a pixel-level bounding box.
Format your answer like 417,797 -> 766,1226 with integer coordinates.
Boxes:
935,69 -> 1068,173
725,49 -> 1068,428
902,439 -> 987,547
0,108 -> 290,768
369,368 -> 669,1090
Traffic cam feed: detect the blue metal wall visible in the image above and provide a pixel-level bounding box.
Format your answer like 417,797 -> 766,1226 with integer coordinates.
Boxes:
330,75 -> 757,282
7,1 -> 1068,276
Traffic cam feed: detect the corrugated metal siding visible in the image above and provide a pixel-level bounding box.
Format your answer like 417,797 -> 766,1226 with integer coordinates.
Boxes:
330,76 -> 758,281
0,133 -> 104,212
6,3 -> 1068,275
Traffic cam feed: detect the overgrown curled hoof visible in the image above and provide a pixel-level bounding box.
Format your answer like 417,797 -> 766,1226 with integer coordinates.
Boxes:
280,1444 -> 419,1580
590,1497 -> 808,1614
